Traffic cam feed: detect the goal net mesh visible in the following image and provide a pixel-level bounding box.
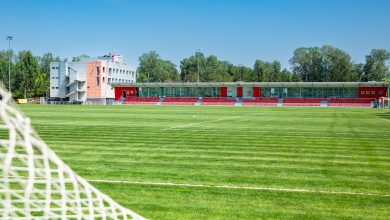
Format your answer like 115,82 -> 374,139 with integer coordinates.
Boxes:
379,97 -> 389,108
0,85 -> 145,220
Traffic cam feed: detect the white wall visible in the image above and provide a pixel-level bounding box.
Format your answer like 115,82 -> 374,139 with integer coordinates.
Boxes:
50,56 -> 136,100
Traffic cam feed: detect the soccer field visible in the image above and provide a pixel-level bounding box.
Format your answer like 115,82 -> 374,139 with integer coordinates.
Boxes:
20,105 -> 390,219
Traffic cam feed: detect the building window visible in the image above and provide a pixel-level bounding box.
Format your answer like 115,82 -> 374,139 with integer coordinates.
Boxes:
371,91 -> 375,95
103,77 -> 105,83
365,91 -> 370,95
109,68 -> 112,75
379,91 -> 383,95
132,72 -> 134,78
97,67 -> 100,76
108,78 -> 111,83
103,67 -> 105,73
97,77 -> 100,86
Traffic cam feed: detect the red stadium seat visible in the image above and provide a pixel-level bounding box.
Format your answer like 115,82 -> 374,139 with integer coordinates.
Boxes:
162,97 -> 198,106
282,98 -> 324,107
327,98 -> 374,107
123,97 -> 159,105
201,97 -> 236,106
242,98 -> 278,106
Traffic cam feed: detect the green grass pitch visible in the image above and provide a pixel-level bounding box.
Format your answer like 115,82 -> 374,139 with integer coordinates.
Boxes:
20,105 -> 390,219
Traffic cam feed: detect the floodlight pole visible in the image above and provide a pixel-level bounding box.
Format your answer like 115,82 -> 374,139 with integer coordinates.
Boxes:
387,70 -> 390,109
6,36 -> 13,92
388,78 -> 390,108
238,64 -> 243,81
387,61 -> 390,108
147,72 -> 150,97
197,48 -> 202,83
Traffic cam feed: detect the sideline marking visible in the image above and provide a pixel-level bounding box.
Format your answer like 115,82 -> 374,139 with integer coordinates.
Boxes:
376,116 -> 390,123
88,179 -> 390,198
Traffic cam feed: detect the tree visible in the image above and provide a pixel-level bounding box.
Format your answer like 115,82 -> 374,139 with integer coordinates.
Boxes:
180,52 -> 253,82
0,59 -> 8,87
291,73 -> 302,82
321,45 -> 353,82
290,47 -> 322,82
281,68 -> 292,82
203,55 -> 230,82
270,61 -> 282,82
14,51 -> 41,98
290,45 -> 354,82
362,49 -> 390,81
180,52 -> 206,82
0,50 -> 15,90
137,51 -> 179,82
36,53 -> 61,97
250,60 -> 282,82
72,54 -> 90,62
160,60 -> 180,82
352,63 -> 364,82
226,63 -> 252,82
250,60 -> 265,82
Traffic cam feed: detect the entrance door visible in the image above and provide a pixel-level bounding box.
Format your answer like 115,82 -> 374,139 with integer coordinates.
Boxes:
237,87 -> 243,97
122,90 -> 127,98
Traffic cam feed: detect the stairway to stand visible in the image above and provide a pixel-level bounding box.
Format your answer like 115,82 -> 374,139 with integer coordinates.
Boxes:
156,97 -> 164,105
235,97 -> 243,106
277,98 -> 283,107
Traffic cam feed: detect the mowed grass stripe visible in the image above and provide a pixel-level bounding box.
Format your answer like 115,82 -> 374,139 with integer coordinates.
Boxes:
20,105 -> 390,219
95,182 -> 390,220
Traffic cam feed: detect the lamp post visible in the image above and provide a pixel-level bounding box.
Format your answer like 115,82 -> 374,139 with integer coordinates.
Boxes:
388,75 -> 390,108
6,36 -> 13,92
238,64 -> 243,82
387,61 -> 390,108
197,48 -> 202,83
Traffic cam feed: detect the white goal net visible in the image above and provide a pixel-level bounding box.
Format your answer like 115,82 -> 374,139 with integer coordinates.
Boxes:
0,85 -> 145,220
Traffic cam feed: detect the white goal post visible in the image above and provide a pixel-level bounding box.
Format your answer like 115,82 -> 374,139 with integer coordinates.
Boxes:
0,85 -> 145,220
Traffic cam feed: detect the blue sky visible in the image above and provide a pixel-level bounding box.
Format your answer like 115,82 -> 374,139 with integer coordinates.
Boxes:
1,0 -> 389,69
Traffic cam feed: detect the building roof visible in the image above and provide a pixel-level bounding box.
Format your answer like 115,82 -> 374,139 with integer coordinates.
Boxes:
112,81 -> 388,88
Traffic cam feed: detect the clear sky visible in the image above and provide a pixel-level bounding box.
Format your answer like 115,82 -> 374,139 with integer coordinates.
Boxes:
1,0 -> 389,69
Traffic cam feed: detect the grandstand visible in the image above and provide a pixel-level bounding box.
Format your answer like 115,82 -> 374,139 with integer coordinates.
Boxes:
113,82 -> 388,107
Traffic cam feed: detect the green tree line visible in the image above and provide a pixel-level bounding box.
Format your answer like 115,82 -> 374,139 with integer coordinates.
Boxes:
0,50 -> 61,98
138,45 -> 390,83
0,45 -> 389,99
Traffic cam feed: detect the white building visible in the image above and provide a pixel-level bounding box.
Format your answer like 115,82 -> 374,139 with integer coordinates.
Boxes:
50,54 -> 136,103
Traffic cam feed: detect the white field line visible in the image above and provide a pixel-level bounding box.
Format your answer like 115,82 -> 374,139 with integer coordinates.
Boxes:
376,116 -> 390,123
88,179 -> 390,198
163,116 -> 241,131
